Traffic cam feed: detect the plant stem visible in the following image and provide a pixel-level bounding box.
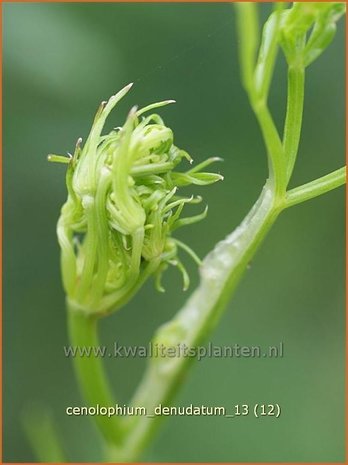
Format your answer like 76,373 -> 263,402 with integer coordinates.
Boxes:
251,101 -> 286,195
67,303 -> 124,445
285,167 -> 346,208
283,64 -> 305,183
237,4 -> 286,196
108,182 -> 283,461
235,3 -> 259,95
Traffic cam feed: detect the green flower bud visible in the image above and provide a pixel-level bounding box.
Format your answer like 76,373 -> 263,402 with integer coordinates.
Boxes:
49,84 -> 222,316
303,3 -> 345,66
279,2 -> 345,66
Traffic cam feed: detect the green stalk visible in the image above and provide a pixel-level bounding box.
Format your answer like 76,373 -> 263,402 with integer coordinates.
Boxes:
285,167 -> 346,208
67,304 -> 123,445
236,4 -> 286,196
235,2 -> 259,95
251,101 -> 286,195
283,65 -> 305,183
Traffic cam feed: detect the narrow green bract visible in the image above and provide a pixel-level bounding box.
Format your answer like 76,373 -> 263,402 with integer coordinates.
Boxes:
51,84 -> 222,315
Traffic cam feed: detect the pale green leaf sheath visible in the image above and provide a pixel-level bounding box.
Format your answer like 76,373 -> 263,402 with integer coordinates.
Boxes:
41,2 -> 345,462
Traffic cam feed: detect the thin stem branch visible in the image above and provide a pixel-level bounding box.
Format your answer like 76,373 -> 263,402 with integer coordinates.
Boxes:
285,167 -> 346,208
251,101 -> 286,195
283,63 -> 305,184
67,305 -> 124,445
235,3 -> 259,96
237,4 -> 286,196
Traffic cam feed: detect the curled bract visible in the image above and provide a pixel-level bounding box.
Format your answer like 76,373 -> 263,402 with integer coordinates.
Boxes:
50,84 -> 222,315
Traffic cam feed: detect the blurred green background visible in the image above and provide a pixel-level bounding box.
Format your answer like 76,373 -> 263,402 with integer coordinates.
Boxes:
3,2 -> 345,462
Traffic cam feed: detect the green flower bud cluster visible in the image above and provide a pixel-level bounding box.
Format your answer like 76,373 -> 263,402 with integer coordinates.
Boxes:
279,2 -> 345,66
49,84 -> 222,316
